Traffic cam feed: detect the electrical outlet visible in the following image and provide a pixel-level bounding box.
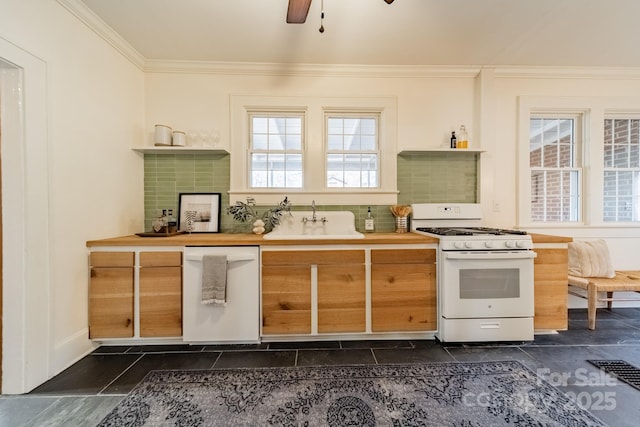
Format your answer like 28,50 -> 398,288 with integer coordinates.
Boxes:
492,200 -> 501,212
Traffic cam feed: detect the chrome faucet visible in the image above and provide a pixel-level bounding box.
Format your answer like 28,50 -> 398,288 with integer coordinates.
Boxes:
302,200 -> 327,223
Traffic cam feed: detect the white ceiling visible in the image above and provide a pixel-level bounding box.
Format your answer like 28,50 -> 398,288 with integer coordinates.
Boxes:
78,0 -> 640,68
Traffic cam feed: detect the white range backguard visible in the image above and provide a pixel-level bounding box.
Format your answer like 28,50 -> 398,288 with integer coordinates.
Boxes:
183,246 -> 260,343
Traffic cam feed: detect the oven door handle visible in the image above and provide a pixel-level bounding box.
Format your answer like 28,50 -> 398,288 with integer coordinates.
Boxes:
444,251 -> 537,260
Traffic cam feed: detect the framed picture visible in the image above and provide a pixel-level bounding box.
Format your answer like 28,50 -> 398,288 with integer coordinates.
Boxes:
178,193 -> 221,233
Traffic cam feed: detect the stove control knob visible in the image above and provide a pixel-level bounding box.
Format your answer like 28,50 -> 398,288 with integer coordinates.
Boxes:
454,241 -> 465,249
484,241 -> 494,249
505,240 -> 516,248
516,240 -> 528,248
464,241 -> 475,249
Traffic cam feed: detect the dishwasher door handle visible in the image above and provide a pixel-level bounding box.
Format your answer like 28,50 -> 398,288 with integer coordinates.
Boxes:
185,254 -> 257,263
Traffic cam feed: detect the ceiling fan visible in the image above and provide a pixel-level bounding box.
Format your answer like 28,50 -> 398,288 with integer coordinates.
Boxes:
286,0 -> 395,24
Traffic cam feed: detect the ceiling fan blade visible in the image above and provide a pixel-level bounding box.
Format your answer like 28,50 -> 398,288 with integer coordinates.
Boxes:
287,0 -> 312,24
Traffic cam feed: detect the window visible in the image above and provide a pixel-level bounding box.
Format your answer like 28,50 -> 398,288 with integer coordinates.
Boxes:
249,114 -> 303,188
326,115 -> 379,188
603,118 -> 640,221
518,96 -> 640,228
529,116 -> 581,222
230,95 -> 397,205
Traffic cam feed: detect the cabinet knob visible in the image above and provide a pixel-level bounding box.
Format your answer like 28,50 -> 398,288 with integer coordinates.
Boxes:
126,318 -> 131,327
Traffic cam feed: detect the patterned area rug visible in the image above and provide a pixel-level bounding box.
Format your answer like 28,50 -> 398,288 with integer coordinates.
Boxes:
99,361 -> 606,426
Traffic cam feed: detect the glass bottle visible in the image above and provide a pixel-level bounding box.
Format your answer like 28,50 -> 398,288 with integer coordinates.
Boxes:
167,209 -> 177,233
450,131 -> 457,149
458,125 -> 468,149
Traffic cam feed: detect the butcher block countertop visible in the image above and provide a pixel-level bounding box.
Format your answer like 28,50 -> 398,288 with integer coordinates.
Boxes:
530,233 -> 573,244
86,232 -> 440,247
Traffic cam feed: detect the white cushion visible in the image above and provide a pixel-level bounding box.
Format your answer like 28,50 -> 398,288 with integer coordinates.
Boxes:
568,239 -> 615,278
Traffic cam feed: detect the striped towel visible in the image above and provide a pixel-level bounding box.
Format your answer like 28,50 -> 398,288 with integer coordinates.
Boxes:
201,255 -> 227,305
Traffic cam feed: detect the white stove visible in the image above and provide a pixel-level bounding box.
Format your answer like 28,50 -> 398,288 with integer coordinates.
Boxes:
411,203 -> 536,343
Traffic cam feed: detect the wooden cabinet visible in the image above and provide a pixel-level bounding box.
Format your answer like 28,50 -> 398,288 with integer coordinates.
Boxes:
371,249 -> 437,332
88,249 -> 183,340
89,252 -> 134,339
533,248 -> 568,330
139,251 -> 182,337
261,250 -> 366,335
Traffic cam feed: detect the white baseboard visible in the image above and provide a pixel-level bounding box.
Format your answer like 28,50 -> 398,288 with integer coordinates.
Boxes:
51,327 -> 97,378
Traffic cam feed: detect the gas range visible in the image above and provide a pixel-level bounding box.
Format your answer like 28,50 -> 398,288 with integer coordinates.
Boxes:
410,203 -> 536,343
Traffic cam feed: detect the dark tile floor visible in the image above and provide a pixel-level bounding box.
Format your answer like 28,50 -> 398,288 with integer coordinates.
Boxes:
1,308 -> 640,426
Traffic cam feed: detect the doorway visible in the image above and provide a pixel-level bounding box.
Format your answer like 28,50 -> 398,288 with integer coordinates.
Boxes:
0,42 -> 51,394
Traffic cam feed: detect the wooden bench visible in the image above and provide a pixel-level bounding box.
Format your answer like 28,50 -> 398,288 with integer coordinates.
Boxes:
568,271 -> 640,330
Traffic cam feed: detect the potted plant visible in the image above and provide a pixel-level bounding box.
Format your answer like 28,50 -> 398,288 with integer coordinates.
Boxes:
226,197 -> 292,234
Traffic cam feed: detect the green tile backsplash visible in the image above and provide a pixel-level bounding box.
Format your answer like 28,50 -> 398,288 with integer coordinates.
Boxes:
143,151 -> 478,233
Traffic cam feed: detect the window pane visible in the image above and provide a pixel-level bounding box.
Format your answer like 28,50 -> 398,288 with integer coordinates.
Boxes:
328,135 -> 343,150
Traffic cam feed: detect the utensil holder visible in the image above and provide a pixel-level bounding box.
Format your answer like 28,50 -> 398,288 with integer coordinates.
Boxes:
395,216 -> 408,233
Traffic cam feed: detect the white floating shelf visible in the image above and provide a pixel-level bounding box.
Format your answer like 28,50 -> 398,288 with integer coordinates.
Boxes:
132,146 -> 229,154
399,148 -> 485,154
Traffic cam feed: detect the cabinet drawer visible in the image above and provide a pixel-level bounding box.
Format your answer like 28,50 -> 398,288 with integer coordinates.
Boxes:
371,249 -> 435,264
262,250 -> 364,266
140,251 -> 182,267
90,251 -> 134,267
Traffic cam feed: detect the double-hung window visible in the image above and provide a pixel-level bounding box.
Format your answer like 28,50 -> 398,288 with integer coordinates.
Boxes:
249,114 -> 303,189
326,114 -> 379,188
529,115 -> 582,222
603,117 -> 640,221
231,95 -> 397,205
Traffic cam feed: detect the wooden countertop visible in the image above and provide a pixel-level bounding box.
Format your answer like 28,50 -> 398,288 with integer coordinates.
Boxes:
530,233 -> 573,244
86,232 -> 439,247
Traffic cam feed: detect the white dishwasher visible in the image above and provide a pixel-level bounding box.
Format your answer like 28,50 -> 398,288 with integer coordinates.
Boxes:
183,246 -> 260,343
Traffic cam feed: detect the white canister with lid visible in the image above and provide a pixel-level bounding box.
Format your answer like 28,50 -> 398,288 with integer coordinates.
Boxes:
154,124 -> 172,146
172,131 -> 186,146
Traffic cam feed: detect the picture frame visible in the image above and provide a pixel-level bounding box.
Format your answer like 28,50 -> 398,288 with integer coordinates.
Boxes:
178,192 -> 221,233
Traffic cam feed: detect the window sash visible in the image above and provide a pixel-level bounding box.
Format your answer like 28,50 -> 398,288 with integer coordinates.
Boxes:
325,115 -> 380,188
529,115 -> 581,223
603,118 -> 640,221
249,113 -> 303,189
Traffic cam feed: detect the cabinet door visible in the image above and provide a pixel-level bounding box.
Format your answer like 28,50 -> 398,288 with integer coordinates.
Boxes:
262,265 -> 312,334
89,267 -> 134,338
139,251 -> 182,337
140,266 -> 182,337
371,249 -> 437,332
534,248 -> 568,330
318,263 -> 366,333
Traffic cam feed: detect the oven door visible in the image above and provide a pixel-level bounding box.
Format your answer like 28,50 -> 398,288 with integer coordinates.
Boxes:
440,250 -> 536,319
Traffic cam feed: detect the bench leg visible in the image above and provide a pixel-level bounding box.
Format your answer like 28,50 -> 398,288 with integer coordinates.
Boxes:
588,283 -> 597,330
607,292 -> 613,310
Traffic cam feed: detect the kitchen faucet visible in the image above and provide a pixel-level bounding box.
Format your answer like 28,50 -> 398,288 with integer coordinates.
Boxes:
302,200 -> 327,223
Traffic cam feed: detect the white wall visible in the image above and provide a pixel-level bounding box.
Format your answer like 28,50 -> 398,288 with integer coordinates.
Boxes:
0,0 -> 144,393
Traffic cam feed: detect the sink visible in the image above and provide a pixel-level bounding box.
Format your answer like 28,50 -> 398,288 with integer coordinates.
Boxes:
263,211 -> 365,240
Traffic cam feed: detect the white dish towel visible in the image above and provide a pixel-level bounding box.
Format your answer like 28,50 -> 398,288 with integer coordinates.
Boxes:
201,255 -> 228,305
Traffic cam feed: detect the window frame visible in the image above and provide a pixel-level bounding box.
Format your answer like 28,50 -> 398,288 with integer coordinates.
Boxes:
230,95 -> 397,206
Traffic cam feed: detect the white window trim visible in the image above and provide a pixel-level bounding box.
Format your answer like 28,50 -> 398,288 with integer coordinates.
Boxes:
230,95 -> 398,205
517,95 -> 640,230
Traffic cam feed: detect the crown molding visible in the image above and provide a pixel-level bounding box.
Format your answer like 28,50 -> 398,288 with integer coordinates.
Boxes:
494,65 -> 640,80
56,0 -> 145,70
144,60 -> 482,78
